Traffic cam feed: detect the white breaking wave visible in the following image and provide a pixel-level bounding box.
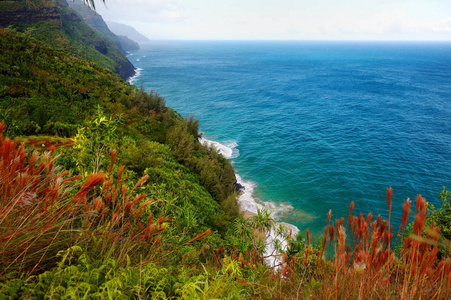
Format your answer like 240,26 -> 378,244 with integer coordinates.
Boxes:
235,174 -> 264,215
235,174 -> 300,268
199,137 -> 296,224
235,174 -> 295,221
128,68 -> 143,85
200,137 -> 300,268
263,201 -> 295,217
199,137 -> 239,159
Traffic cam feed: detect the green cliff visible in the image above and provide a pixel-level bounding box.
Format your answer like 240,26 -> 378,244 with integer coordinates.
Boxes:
0,0 -> 135,80
67,0 -> 140,52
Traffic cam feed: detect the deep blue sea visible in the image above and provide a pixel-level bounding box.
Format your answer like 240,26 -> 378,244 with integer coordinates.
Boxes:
129,41 -> 451,236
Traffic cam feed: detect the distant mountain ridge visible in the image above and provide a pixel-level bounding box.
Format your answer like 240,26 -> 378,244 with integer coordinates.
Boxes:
107,21 -> 150,44
67,0 -> 140,52
0,0 -> 135,80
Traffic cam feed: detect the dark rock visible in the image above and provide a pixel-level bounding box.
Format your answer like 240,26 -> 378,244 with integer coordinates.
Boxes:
234,182 -> 244,193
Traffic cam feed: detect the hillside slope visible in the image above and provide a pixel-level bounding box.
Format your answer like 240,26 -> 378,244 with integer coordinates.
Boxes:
67,0 -> 139,52
0,0 -> 135,80
0,27 -> 239,231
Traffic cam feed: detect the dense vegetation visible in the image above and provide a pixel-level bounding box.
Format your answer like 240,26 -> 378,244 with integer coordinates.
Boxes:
68,0 -> 140,52
0,0 -> 135,80
1,28 -> 450,299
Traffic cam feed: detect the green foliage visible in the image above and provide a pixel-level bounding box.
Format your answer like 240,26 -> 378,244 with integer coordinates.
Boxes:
429,187 -> 451,239
1,0 -> 134,80
139,143 -> 223,233
163,118 -> 240,227
0,26 -> 245,299
0,27 -> 134,137
174,256 -> 250,299
166,120 -> 196,163
426,187 -> 451,256
286,232 -> 306,258
131,86 -> 166,115
72,107 -> 120,174
0,247 -> 175,299
125,140 -> 169,174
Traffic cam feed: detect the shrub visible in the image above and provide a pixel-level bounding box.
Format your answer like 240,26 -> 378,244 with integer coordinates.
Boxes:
427,187 -> 451,257
131,86 -> 166,115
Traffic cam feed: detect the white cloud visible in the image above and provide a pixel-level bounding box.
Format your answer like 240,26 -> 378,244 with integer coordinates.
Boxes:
91,0 -> 451,40
285,9 -> 451,40
432,18 -> 451,33
94,0 -> 186,23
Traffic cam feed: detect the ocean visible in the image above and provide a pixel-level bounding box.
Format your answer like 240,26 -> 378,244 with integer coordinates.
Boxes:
129,41 -> 451,236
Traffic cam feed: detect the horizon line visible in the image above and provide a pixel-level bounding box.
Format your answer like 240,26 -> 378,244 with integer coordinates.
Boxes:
140,39 -> 451,43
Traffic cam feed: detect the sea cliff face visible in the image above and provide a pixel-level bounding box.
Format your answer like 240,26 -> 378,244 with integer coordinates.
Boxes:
0,0 -> 135,81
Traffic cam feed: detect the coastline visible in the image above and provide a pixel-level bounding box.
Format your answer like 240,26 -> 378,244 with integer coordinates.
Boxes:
199,137 -> 300,267
129,65 -> 300,267
128,67 -> 143,85
199,137 -> 293,221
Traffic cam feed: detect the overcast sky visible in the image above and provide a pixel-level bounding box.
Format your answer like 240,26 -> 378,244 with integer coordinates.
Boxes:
92,0 -> 451,40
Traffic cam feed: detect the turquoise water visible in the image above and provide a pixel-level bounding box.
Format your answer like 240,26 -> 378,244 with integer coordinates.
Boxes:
130,41 -> 451,236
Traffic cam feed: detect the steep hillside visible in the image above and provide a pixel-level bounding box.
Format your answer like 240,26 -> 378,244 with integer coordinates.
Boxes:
67,0 -> 139,51
0,0 -> 135,80
0,27 -> 239,230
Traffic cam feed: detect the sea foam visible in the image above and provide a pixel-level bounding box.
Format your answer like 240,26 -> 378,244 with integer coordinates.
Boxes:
128,68 -> 143,84
199,137 -> 239,159
200,137 -> 300,268
235,174 -> 263,215
199,137 -> 292,219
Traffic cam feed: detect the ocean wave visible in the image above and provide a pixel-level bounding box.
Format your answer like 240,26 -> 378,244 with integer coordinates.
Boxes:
199,137 -> 239,159
234,174 -> 263,214
199,137 -> 297,222
199,137 -> 300,267
128,68 -> 143,84
235,174 -> 298,223
235,173 -> 300,268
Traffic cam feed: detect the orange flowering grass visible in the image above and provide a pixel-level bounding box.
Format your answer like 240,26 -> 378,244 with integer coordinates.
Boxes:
224,188 -> 450,299
0,123 -> 168,274
276,188 -> 451,299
